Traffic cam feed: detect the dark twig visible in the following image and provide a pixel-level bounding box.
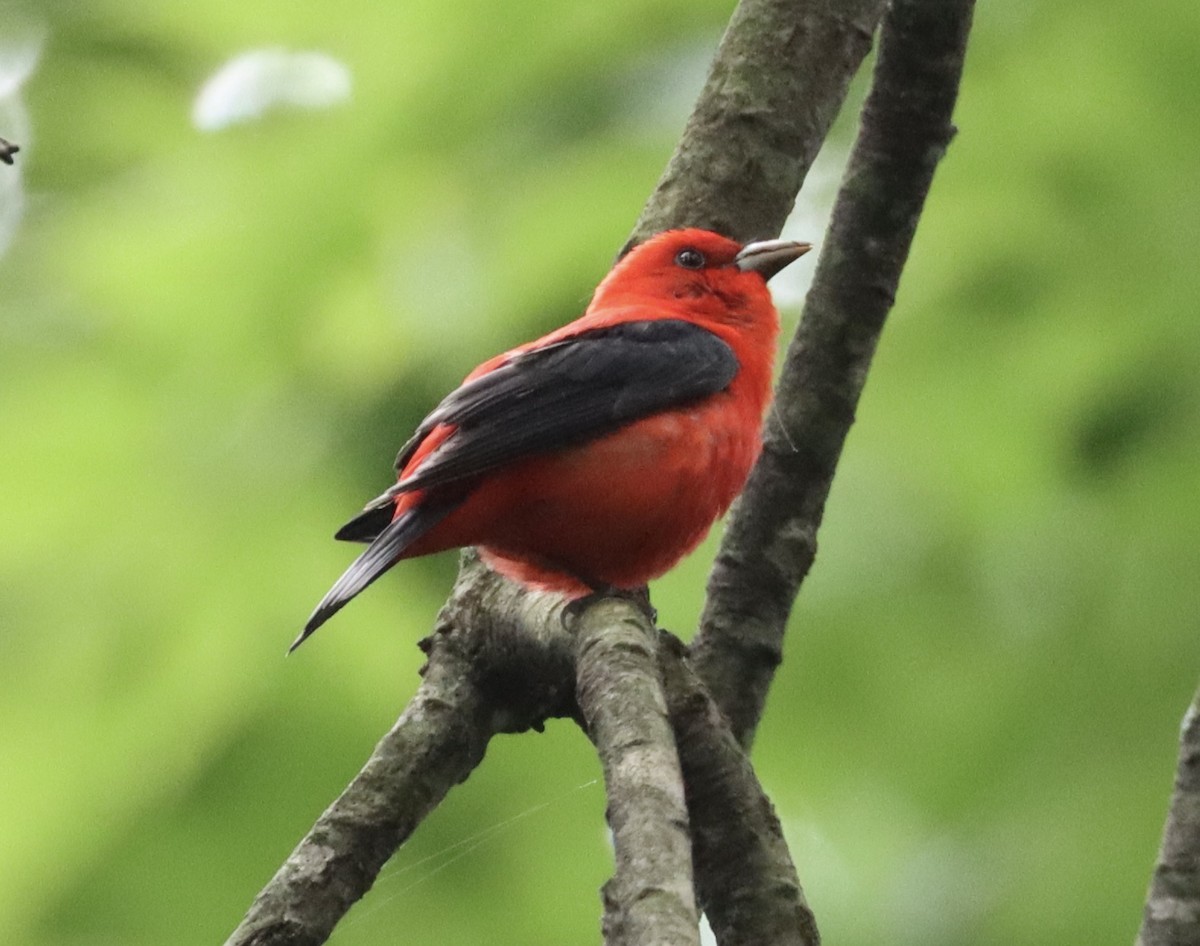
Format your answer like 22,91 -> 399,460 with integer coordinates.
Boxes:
574,600 -> 700,946
692,0 -> 978,746
660,635 -> 819,946
0,137 -> 18,165
1137,684 -> 1200,946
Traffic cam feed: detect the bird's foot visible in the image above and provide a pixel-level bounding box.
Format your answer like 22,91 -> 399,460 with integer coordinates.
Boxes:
561,583 -> 656,629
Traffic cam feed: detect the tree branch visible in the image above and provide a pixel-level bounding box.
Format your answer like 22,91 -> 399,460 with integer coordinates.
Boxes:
692,0 -> 978,746
574,599 -> 700,946
627,0 -> 885,250
226,554 -> 575,946
224,634 -> 494,946
1137,683 -> 1200,946
660,634 -> 819,946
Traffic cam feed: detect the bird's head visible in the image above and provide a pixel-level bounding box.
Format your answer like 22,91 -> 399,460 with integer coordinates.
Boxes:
591,228 -> 812,325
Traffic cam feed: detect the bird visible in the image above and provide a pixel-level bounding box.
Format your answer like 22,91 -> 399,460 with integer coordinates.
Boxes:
294,228 -> 810,650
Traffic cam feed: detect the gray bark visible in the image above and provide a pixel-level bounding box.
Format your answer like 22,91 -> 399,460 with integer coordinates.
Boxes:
628,0 -> 885,249
660,634 -> 819,946
1137,685 -> 1200,946
575,600 -> 700,946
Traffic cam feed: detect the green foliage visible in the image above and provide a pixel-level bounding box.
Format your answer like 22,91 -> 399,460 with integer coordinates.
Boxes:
0,0 -> 1196,943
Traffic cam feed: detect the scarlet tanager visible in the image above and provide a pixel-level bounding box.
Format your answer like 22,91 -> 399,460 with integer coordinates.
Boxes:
296,228 -> 810,650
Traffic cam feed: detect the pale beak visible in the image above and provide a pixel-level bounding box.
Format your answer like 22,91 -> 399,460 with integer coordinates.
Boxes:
734,239 -> 813,280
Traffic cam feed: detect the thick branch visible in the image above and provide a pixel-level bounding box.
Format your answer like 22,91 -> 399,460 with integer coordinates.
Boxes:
575,599 -> 700,946
1137,685 -> 1200,946
627,0 -> 886,249
660,635 -> 818,946
435,551 -> 579,733
226,554 -> 575,946
224,637 -> 494,946
693,0 -> 977,746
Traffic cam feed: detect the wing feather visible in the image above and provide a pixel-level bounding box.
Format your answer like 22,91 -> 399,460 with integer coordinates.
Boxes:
393,319 -> 737,493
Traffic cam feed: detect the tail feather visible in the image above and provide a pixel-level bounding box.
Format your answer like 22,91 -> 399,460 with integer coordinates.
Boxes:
292,500 -> 457,652
334,486 -> 402,543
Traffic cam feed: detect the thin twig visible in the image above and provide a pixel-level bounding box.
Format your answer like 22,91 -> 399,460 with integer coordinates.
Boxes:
1137,684 -> 1200,946
693,0 -> 978,747
574,599 -> 700,946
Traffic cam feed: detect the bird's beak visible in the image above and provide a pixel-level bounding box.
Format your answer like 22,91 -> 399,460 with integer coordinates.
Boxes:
734,239 -> 813,280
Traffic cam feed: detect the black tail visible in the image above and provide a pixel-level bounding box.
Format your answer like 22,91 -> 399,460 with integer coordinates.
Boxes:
333,495 -> 396,543
291,500 -> 457,652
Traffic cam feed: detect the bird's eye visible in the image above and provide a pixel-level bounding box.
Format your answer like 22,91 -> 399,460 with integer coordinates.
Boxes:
675,248 -> 705,270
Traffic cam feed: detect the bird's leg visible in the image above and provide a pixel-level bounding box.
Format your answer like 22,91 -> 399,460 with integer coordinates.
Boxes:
561,582 -> 657,629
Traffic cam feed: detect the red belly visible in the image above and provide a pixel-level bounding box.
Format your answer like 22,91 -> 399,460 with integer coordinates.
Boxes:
402,401 -> 761,594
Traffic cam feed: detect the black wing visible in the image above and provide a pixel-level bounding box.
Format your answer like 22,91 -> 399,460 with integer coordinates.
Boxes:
391,319 -> 738,493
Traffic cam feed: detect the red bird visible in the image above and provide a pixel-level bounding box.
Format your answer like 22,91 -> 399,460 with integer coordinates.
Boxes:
296,229 -> 810,649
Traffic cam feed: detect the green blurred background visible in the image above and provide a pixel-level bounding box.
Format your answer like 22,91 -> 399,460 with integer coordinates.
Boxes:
1,0 -> 1197,943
